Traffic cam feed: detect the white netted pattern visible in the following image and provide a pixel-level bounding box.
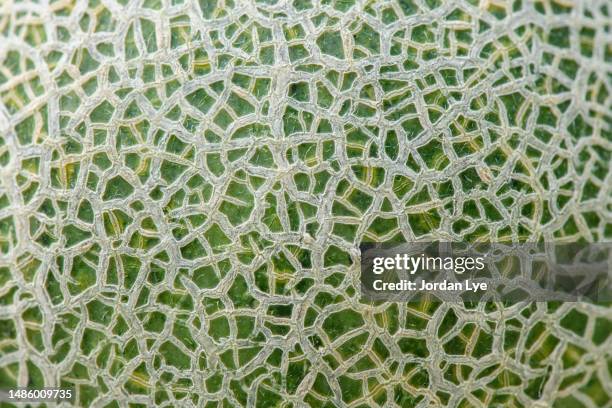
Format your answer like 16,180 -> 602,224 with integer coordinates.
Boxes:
0,0 -> 611,406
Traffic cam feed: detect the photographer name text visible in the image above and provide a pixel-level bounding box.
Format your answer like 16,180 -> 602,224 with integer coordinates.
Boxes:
372,279 -> 488,292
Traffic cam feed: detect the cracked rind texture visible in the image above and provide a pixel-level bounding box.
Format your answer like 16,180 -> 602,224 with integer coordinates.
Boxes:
0,0 -> 611,407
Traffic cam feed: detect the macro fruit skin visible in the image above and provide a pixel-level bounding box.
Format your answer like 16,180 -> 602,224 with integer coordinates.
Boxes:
0,0 -> 611,406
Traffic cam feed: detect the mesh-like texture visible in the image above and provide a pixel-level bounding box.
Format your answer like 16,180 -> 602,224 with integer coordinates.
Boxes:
0,0 -> 611,406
